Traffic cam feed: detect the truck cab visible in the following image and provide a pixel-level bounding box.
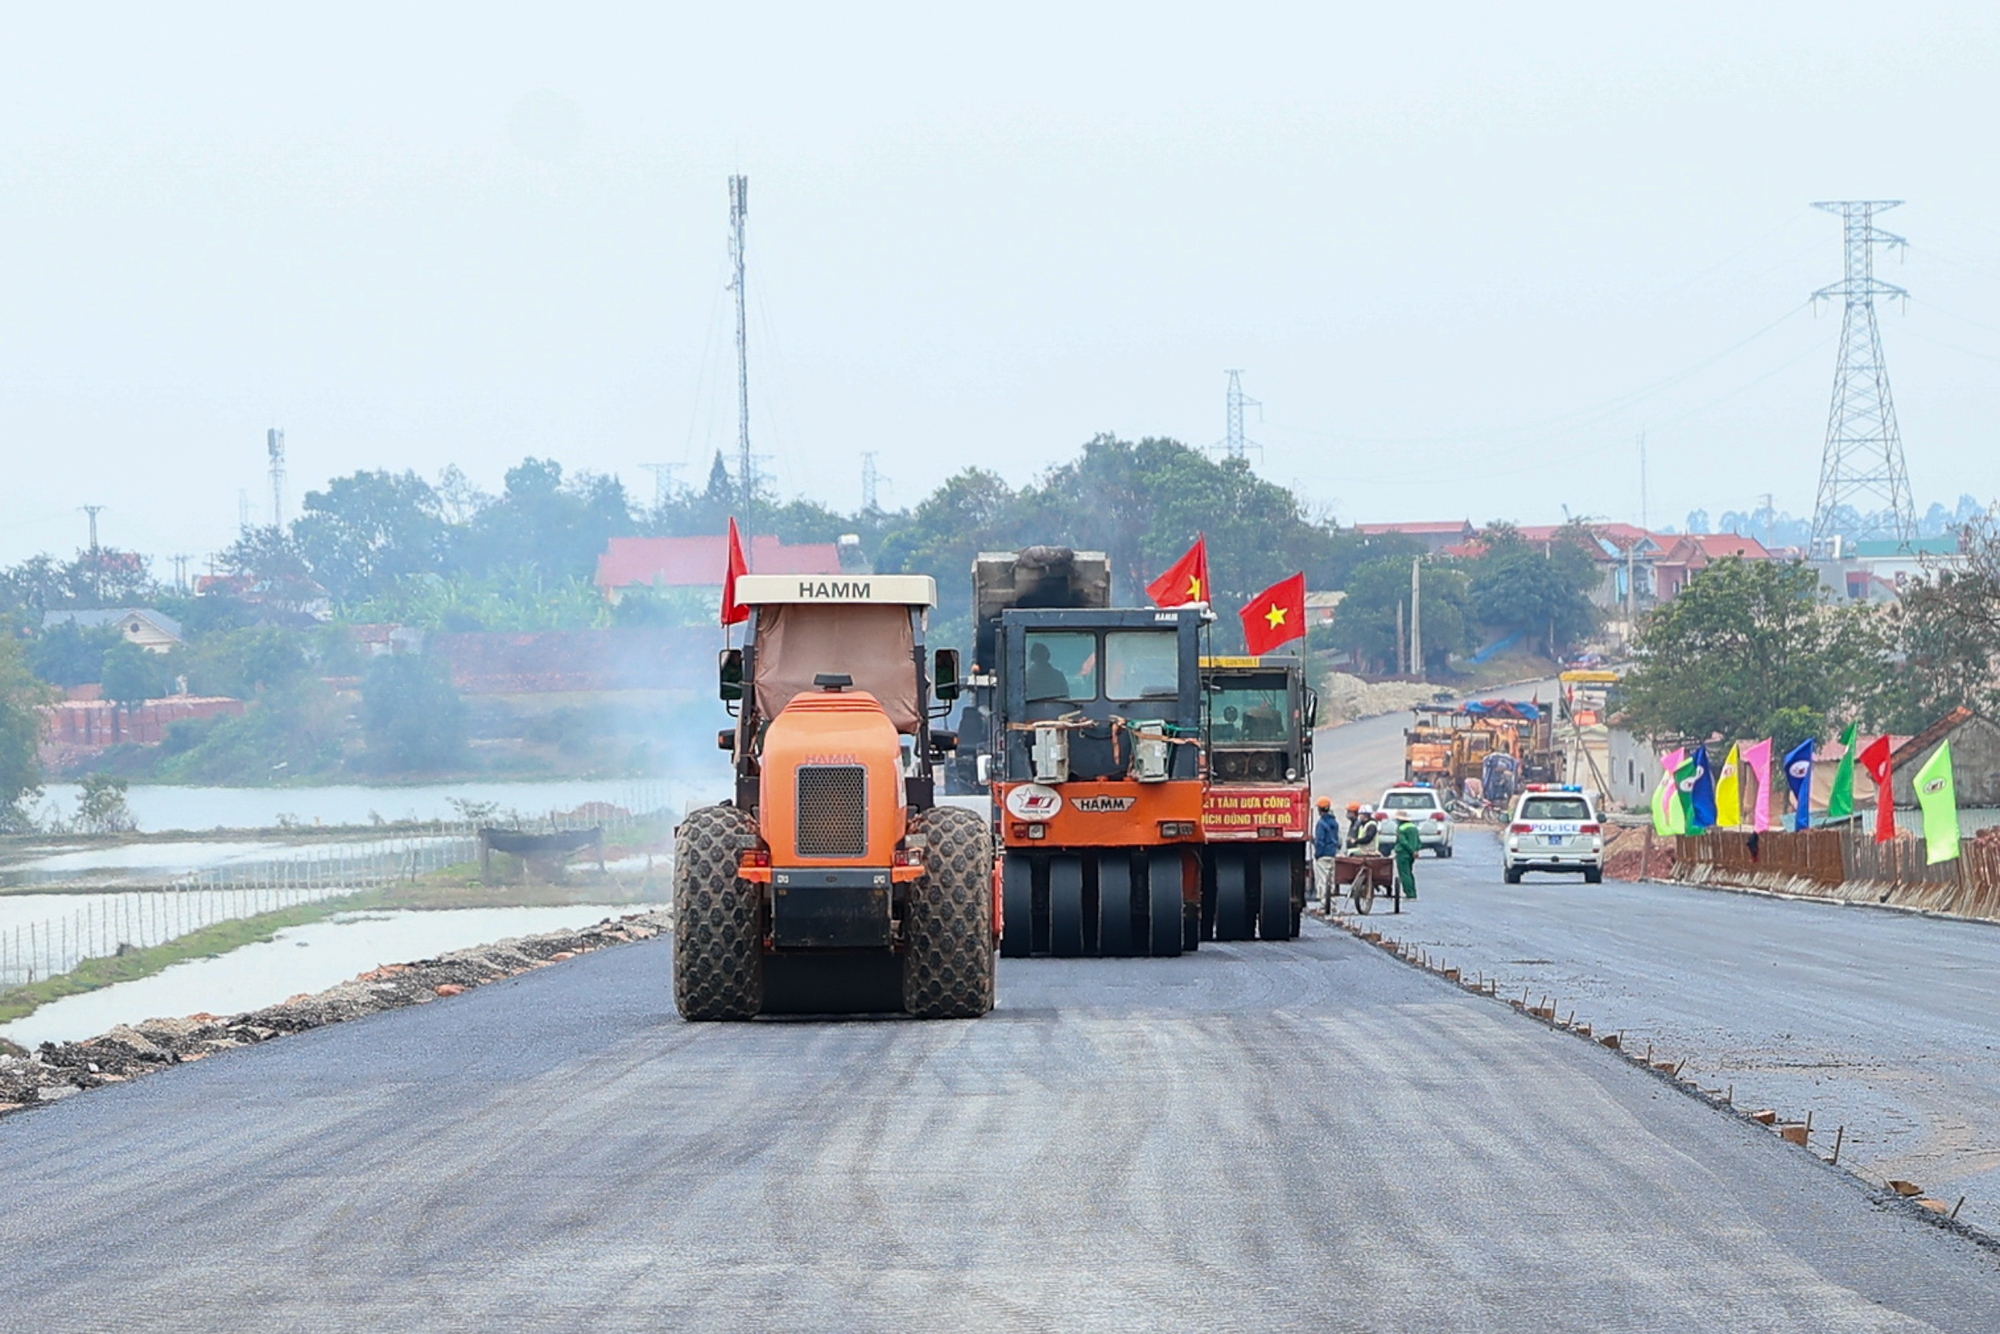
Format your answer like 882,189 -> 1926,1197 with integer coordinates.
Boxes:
1199,654 -> 1315,940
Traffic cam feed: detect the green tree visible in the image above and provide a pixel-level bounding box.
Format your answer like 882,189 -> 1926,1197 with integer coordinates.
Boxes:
26,621 -> 122,686
1463,523 -> 1599,655
460,458 -> 635,580
360,654 -> 468,773
1325,557 -> 1471,675
1623,557 -> 1890,750
0,636 -> 49,825
100,641 -> 167,710
292,469 -> 449,603
75,773 -> 134,833
1877,515 -> 2000,731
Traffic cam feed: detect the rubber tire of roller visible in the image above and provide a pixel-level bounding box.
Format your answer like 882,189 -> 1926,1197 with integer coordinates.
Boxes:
1147,849 -> 1184,957
1258,846 -> 1295,941
1001,852 -> 1035,958
1098,854 -> 1136,957
902,805 -> 996,1018
1048,855 -> 1086,957
1214,849 -> 1253,941
672,804 -> 765,1021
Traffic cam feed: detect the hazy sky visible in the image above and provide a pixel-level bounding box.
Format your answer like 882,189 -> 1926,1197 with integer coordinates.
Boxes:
3,3 -> 1998,569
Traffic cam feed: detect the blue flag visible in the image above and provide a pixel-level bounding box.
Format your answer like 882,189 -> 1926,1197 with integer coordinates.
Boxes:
1783,737 -> 1815,831
1689,744 -> 1718,832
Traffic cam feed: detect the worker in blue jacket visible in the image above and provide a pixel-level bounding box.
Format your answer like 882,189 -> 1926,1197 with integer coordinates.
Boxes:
1313,796 -> 1344,907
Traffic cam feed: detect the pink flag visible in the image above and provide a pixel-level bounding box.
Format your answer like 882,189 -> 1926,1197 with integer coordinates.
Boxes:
1740,739 -> 1774,832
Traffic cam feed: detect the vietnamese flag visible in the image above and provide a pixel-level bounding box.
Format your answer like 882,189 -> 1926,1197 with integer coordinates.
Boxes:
1147,535 -> 1210,607
721,515 -> 750,626
1860,733 -> 1896,843
1239,572 -> 1307,655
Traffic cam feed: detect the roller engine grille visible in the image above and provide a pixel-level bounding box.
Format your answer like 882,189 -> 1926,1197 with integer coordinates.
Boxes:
796,765 -> 868,857
1215,750 -> 1285,781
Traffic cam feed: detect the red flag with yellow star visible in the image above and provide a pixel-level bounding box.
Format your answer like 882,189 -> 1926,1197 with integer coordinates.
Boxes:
1239,572 -> 1306,655
1146,535 -> 1210,607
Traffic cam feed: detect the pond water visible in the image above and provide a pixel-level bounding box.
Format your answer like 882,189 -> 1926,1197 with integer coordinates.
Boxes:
1,903 -> 649,1048
31,777 -> 721,834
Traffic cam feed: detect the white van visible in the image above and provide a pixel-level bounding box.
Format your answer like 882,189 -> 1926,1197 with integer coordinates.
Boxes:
1502,785 -> 1603,884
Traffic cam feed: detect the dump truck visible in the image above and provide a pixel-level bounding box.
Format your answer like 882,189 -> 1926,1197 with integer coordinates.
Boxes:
673,573 -> 995,1020
1198,654 -> 1314,941
968,547 -> 1205,957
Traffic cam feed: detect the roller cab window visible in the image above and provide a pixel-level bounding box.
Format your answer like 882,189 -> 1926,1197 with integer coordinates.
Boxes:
1103,632 -> 1179,702
1023,631 -> 1096,702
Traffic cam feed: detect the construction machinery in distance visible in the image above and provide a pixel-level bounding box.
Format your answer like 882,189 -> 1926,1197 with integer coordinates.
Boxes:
967,547 -> 1205,957
674,573 -> 995,1020
1198,654 -> 1313,941
1402,698 -> 1559,807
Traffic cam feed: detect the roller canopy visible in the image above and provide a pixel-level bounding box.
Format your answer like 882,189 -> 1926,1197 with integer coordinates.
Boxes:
754,603 -> 921,733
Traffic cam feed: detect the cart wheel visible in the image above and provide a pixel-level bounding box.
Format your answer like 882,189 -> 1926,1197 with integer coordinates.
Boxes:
1350,867 -> 1374,916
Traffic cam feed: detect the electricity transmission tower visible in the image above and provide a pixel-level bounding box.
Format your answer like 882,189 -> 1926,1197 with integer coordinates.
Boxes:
727,175 -> 756,514
267,428 -> 287,529
639,463 -> 682,512
1221,370 -> 1262,461
1809,200 -> 1916,550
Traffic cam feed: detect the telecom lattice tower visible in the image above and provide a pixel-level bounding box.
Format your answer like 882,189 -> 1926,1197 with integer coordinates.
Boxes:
1809,200 -> 1916,550
728,175 -> 755,512
1222,369 -> 1261,460
860,451 -> 880,511
267,428 -> 287,529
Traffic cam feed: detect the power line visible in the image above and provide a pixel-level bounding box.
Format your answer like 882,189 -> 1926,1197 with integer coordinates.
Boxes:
1809,200 -> 1916,550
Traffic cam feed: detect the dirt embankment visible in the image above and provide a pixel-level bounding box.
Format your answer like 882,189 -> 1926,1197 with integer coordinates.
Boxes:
0,911 -> 669,1114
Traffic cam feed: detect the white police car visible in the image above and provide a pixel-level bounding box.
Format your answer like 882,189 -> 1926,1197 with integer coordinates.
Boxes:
1377,784 -> 1454,857
1502,785 -> 1603,884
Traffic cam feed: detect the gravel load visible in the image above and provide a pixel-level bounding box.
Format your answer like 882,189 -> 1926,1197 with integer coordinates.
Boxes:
0,911 -> 668,1114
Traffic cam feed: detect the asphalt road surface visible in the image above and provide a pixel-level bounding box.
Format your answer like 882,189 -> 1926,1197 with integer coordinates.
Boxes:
4,926 -> 1997,1331
1371,829 -> 2000,1232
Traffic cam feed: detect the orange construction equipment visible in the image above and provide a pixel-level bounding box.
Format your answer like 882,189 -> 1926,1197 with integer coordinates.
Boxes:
674,573 -> 995,1020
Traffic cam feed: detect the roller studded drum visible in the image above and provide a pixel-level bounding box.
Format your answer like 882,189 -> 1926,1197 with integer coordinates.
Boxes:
673,804 -> 765,1020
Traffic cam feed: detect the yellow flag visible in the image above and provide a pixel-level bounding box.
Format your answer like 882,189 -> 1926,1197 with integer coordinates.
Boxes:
1713,742 -> 1742,831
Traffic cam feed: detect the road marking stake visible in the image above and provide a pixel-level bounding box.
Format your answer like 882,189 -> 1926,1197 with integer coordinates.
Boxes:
1831,1125 -> 1844,1166
1952,1196 -> 1966,1221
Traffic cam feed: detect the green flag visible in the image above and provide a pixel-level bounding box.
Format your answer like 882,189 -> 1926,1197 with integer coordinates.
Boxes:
1915,740 -> 1961,864
1828,723 -> 1858,821
1670,753 -> 1698,835
1651,769 -> 1678,835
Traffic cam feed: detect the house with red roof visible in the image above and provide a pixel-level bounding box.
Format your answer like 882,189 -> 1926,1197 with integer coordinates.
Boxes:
1352,521 -> 1477,555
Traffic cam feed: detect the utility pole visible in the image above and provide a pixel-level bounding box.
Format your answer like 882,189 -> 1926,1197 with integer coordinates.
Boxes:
1409,558 -> 1423,681
171,554 -> 191,594
1221,370 -> 1261,461
1810,200 -> 1916,551
79,505 -> 105,604
267,428 -> 286,529
861,452 -> 881,512
1395,600 -> 1407,677
728,175 -> 755,519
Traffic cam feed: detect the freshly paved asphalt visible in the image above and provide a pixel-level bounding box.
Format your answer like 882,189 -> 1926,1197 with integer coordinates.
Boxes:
3,924 -> 1997,1331
1374,831 -> 2000,1232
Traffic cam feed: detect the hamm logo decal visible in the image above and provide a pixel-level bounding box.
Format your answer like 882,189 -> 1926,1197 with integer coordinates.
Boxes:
797,579 -> 871,598
1074,795 -> 1138,813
